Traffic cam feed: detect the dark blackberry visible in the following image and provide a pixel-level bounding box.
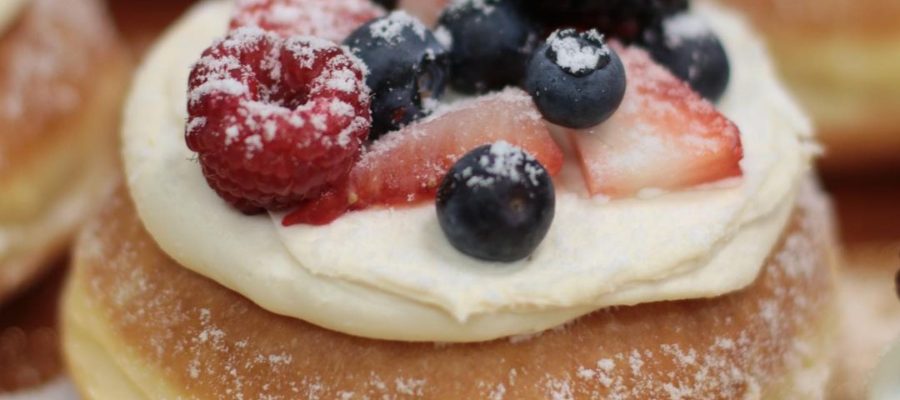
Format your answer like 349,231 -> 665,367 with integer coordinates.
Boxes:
516,0 -> 688,43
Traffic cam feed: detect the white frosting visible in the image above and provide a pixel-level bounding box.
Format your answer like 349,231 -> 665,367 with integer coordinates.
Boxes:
0,0 -> 28,36
123,1 -> 814,342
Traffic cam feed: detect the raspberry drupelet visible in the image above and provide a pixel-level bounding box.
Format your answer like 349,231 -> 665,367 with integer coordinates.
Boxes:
185,28 -> 372,213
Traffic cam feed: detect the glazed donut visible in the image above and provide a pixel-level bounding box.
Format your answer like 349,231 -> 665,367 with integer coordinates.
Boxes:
0,0 -> 129,304
717,0 -> 900,172
63,183 -> 837,399
63,0 -> 839,397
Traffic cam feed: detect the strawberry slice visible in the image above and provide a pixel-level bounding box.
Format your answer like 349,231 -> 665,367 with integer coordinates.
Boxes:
567,45 -> 743,198
284,89 -> 563,226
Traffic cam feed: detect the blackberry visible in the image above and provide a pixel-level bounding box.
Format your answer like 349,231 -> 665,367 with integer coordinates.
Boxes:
516,0 -> 688,43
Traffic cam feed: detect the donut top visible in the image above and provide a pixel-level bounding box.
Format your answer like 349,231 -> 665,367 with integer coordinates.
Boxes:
123,0 -> 815,342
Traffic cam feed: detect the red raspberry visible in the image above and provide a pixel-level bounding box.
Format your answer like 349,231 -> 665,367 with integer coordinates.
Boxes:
186,28 -> 371,214
231,0 -> 384,42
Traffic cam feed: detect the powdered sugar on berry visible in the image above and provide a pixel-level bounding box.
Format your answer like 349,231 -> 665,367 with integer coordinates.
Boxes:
663,12 -> 713,42
184,24 -> 371,211
464,141 -> 544,188
369,11 -> 427,44
230,0 -> 384,42
548,30 -> 610,75
446,0 -> 496,16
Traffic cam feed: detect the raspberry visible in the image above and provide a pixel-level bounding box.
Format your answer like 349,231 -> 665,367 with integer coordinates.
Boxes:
186,28 -> 371,214
231,0 -> 384,42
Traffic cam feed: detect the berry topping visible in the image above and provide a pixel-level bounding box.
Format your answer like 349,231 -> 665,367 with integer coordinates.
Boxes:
283,89 -> 563,225
643,13 -> 730,101
186,28 -> 371,213
524,29 -> 627,129
373,0 -> 398,9
438,0 -> 539,94
566,45 -> 742,198
344,11 -> 450,139
519,0 -> 688,43
436,142 -> 555,262
231,0 -> 384,42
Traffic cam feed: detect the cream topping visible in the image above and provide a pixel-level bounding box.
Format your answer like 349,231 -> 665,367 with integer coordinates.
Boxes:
123,1 -> 814,342
0,0 -> 28,36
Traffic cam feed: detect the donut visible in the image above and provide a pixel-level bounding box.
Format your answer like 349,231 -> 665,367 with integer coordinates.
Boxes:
717,0 -> 900,172
0,0 -> 130,304
62,0 -> 839,397
63,183 -> 837,398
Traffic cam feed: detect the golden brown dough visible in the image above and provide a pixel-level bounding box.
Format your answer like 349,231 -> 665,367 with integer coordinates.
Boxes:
63,185 -> 837,399
718,0 -> 900,172
0,0 -> 130,304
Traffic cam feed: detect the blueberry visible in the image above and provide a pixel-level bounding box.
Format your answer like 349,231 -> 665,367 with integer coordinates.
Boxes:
344,11 -> 450,139
642,13 -> 730,101
437,0 -> 539,94
523,29 -> 627,129
436,142 -> 555,263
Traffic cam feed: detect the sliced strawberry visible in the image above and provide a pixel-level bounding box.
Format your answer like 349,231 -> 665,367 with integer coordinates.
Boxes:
284,89 -> 563,226
567,45 -> 743,198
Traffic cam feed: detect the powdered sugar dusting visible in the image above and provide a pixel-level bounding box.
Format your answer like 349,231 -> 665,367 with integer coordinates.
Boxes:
75,183 -> 834,399
461,141 -> 543,189
230,0 -> 384,43
446,0 -> 497,15
664,13 -> 712,40
369,11 -> 427,44
433,25 -> 453,48
547,30 -> 609,75
186,27 -> 371,159
662,13 -> 714,49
